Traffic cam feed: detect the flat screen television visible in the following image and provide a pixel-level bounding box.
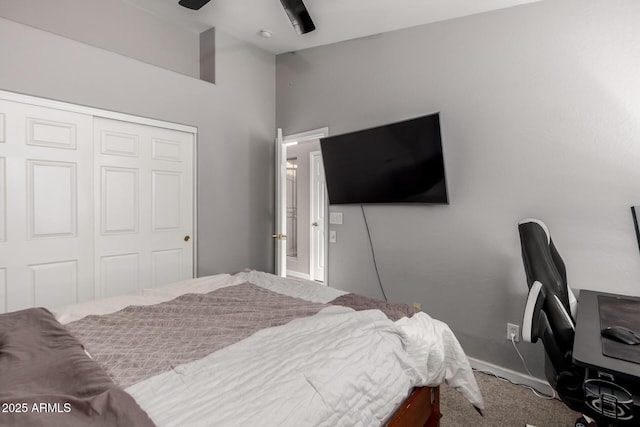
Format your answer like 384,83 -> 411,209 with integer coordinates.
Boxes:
319,112 -> 448,205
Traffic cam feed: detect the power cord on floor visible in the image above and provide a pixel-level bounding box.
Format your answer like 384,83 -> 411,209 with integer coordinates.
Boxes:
472,333 -> 557,401
473,366 -> 557,401
510,333 -> 557,399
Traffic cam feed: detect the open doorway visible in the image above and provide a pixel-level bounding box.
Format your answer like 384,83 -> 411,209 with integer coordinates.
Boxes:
280,128 -> 329,284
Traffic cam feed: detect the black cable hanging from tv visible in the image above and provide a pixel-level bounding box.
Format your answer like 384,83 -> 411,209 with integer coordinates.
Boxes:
361,205 -> 388,303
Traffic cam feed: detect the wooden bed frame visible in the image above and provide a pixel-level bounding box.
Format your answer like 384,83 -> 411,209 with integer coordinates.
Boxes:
386,386 -> 441,427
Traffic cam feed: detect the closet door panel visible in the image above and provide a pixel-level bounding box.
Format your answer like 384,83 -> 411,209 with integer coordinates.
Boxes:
94,117 -> 194,298
28,260 -> 78,308
100,253 -> 140,298
28,160 -> 77,238
0,157 -> 6,242
0,100 -> 94,313
101,166 -> 139,234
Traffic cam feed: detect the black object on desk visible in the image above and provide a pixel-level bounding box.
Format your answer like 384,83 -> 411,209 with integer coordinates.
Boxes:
599,296 -> 640,362
573,290 -> 640,424
601,326 -> 640,346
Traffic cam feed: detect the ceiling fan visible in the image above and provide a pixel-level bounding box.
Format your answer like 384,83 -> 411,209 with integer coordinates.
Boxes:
178,0 -> 316,34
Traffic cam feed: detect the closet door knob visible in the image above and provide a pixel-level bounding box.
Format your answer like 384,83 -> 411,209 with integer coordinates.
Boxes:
184,235 -> 191,242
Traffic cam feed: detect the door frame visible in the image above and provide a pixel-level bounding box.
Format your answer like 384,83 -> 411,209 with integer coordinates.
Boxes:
281,127 -> 329,284
0,89 -> 199,277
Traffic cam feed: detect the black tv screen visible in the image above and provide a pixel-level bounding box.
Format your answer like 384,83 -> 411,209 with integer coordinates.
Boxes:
319,113 -> 448,205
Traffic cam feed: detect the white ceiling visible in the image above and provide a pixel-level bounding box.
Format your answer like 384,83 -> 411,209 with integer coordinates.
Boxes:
124,0 -> 540,54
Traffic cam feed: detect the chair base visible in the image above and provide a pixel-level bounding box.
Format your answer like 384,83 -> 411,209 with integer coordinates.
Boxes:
575,415 -> 594,427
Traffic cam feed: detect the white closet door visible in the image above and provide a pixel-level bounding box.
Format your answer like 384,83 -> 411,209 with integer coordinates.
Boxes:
0,100 -> 94,313
94,117 -> 194,298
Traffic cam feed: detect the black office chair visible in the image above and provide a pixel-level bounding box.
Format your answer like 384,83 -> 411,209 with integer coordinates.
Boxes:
518,219 -> 637,427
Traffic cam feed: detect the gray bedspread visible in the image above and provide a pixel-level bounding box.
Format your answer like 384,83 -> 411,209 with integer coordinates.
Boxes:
330,292 -> 418,321
66,282 -> 328,388
0,307 -> 155,427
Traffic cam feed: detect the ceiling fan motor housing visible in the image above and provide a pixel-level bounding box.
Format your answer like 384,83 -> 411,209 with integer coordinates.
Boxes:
178,0 -> 212,10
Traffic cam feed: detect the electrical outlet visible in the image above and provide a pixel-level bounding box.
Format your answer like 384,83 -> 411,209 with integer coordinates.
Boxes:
507,323 -> 520,342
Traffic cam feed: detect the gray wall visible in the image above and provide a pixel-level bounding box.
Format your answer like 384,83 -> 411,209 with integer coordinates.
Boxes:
0,15 -> 276,276
0,0 -> 200,78
276,0 -> 640,375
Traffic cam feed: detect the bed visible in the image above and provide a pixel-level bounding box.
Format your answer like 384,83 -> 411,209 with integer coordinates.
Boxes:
0,270 -> 484,426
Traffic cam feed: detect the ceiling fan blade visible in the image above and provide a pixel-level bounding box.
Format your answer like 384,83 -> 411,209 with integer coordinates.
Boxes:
280,0 -> 316,34
178,0 -> 212,10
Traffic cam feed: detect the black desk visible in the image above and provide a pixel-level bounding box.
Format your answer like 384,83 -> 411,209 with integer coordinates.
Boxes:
573,290 -> 640,382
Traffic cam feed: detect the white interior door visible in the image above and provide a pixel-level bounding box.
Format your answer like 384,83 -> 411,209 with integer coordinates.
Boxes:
94,117 -> 194,297
309,151 -> 326,282
274,128 -> 287,277
0,100 -> 94,312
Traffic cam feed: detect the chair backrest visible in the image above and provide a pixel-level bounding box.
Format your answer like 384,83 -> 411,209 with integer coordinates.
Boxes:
518,219 -> 573,315
518,219 -> 578,386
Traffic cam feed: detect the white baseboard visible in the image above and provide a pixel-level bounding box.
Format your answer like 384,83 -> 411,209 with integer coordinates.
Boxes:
468,357 -> 555,396
286,270 -> 310,280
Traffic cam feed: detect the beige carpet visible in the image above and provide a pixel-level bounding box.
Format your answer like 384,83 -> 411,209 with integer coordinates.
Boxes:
440,370 -> 581,427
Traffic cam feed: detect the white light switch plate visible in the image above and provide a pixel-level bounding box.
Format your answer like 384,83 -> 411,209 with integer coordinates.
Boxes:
329,212 -> 343,225
329,230 -> 337,243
